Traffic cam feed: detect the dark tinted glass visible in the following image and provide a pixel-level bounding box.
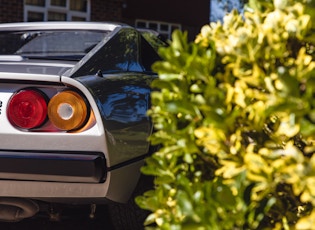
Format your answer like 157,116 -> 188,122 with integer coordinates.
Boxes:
0,30 -> 110,60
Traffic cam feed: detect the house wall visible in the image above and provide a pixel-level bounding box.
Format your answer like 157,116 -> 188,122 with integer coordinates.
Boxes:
122,0 -> 209,40
0,0 -> 209,40
90,0 -> 124,22
122,0 -> 209,26
0,0 -> 23,23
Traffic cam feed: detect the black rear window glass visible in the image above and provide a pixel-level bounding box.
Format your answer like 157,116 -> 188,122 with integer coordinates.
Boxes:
0,30 -> 110,60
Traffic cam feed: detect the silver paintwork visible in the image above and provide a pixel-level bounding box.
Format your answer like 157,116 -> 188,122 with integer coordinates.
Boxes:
0,22 -> 143,203
0,160 -> 143,203
0,21 -> 124,32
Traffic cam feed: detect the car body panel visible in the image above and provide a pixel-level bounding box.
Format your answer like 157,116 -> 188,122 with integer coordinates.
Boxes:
0,21 -> 163,206
0,60 -> 74,76
72,73 -> 153,167
0,160 -> 144,203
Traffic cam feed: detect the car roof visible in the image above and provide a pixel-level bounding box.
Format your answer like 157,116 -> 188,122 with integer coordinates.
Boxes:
0,21 -> 163,78
0,21 -> 129,32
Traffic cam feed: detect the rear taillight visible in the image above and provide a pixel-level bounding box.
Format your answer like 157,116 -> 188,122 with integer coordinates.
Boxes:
7,89 -> 48,129
48,91 -> 89,131
7,88 -> 91,132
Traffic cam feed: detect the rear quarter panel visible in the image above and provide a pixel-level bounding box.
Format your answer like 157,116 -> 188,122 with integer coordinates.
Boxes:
74,73 -> 155,167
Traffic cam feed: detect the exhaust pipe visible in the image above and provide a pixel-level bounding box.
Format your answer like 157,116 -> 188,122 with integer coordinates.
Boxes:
0,198 -> 39,222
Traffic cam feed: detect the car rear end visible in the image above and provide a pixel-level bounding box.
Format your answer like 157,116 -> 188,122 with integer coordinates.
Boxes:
0,22 -> 148,221
0,22 -> 164,229
0,69 -> 145,190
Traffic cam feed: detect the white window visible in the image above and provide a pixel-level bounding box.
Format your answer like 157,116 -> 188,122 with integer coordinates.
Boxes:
24,0 -> 91,22
135,19 -> 181,40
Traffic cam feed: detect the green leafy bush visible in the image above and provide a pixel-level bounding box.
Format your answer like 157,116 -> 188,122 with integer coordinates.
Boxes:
136,0 -> 315,229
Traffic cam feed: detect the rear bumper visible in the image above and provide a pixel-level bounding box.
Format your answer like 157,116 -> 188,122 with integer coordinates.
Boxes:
0,150 -> 106,183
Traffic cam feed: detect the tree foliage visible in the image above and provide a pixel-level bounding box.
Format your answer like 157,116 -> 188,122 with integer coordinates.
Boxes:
136,0 -> 315,229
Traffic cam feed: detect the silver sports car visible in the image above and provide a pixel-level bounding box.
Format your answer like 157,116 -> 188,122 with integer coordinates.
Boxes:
0,21 -> 164,229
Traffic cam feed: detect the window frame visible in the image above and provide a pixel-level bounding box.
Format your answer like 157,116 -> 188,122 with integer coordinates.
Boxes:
24,0 -> 91,22
135,19 -> 181,40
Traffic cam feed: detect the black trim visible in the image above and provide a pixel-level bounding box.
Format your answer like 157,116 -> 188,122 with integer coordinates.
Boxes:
0,79 -> 63,85
108,152 -> 151,171
0,150 -> 106,183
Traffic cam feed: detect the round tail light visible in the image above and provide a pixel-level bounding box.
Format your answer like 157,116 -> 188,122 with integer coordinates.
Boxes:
7,89 -> 48,129
48,91 -> 88,131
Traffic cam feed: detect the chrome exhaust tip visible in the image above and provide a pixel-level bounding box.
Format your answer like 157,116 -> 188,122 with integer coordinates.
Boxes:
0,198 -> 39,222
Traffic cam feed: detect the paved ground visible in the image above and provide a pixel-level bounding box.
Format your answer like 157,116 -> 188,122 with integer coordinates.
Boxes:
0,205 -> 115,230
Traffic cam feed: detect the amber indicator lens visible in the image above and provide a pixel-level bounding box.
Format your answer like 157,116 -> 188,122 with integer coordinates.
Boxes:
7,89 -> 47,129
48,91 -> 88,131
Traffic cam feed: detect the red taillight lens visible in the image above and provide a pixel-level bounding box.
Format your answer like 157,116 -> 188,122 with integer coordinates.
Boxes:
7,89 -> 47,129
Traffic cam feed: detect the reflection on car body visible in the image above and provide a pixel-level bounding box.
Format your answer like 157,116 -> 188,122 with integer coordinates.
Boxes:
0,21 -> 166,229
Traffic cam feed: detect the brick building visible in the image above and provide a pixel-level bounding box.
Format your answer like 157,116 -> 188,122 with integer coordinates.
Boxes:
0,0 -> 209,40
